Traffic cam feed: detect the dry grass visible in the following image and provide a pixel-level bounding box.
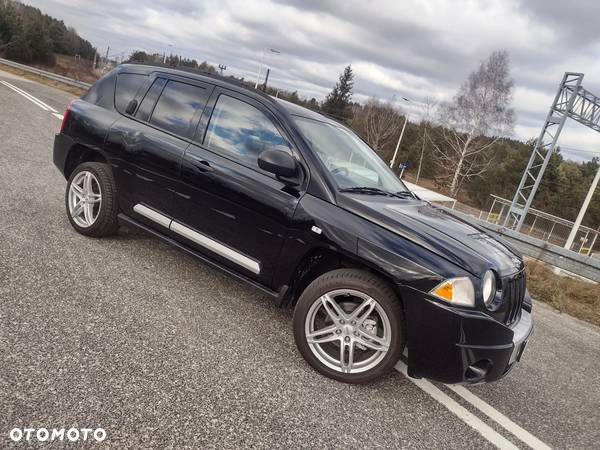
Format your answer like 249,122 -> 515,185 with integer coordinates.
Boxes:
0,62 -> 86,97
526,261 -> 600,326
32,54 -> 101,84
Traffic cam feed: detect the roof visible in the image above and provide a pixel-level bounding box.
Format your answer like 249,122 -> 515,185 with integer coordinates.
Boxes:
121,63 -> 340,126
120,62 -> 281,107
403,181 -> 456,204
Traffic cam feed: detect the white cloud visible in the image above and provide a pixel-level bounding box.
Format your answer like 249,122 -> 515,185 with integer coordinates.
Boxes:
26,0 -> 600,160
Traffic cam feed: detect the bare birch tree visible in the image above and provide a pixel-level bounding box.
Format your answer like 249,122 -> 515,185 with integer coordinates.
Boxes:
351,98 -> 405,153
433,50 -> 514,196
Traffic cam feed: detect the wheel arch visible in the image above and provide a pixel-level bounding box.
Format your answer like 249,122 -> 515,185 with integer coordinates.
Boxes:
63,145 -> 110,179
284,247 -> 404,309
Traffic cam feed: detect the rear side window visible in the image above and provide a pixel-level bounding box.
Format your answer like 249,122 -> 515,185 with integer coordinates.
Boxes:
149,80 -> 209,137
204,95 -> 291,167
82,72 -> 116,110
115,73 -> 147,114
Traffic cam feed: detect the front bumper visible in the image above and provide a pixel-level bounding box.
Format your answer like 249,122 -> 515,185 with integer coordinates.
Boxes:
401,286 -> 533,384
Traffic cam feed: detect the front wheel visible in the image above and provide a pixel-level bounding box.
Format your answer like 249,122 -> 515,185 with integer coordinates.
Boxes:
293,269 -> 405,383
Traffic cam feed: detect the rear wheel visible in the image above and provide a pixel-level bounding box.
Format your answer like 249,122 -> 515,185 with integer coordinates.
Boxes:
293,269 -> 405,383
65,162 -> 119,237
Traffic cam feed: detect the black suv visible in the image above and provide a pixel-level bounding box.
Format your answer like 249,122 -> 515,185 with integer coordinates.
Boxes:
53,64 -> 532,384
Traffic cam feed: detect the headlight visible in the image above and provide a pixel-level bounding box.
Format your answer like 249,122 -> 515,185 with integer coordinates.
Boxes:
429,277 -> 474,307
482,270 -> 496,307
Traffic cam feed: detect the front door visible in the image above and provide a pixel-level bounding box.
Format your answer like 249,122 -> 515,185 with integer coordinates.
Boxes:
172,89 -> 305,285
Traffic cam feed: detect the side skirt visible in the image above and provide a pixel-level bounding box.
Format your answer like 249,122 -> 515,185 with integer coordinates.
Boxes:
117,213 -> 281,301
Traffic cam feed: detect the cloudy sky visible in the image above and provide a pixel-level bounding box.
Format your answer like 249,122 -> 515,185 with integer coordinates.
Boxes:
27,0 -> 600,161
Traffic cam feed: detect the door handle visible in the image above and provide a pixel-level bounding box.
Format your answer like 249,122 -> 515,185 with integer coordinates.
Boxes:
187,154 -> 215,173
193,160 -> 215,172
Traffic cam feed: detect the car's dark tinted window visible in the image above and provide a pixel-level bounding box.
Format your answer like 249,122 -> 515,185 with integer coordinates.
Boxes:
115,73 -> 147,114
150,80 -> 208,137
135,78 -> 167,122
204,95 -> 291,167
82,72 -> 116,110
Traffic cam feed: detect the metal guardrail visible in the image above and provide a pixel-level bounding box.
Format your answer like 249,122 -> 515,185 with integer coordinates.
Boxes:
485,195 -> 600,255
0,57 -> 91,90
446,208 -> 600,282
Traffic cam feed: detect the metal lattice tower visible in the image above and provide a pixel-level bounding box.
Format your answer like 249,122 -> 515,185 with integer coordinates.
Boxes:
504,72 -> 600,231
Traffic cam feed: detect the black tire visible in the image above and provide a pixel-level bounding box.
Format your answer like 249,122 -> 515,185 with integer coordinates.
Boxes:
293,269 -> 405,384
65,162 -> 119,237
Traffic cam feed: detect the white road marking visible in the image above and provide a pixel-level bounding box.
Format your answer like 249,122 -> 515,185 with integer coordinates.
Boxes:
395,361 -> 520,450
0,79 -> 59,112
0,79 -> 49,110
52,113 -> 64,120
446,384 -> 551,450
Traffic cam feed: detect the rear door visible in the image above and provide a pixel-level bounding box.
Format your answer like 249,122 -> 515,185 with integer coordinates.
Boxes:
104,74 -> 213,230
171,88 -> 306,285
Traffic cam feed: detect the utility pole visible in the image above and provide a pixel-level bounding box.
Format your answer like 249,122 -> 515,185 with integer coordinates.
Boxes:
163,44 -> 173,65
390,114 -> 408,169
262,68 -> 270,91
564,164 -> 600,251
218,64 -> 227,76
104,46 -> 110,67
255,48 -> 280,89
390,96 -> 412,170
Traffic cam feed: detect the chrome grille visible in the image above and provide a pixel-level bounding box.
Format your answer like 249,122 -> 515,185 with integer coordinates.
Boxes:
502,270 -> 526,326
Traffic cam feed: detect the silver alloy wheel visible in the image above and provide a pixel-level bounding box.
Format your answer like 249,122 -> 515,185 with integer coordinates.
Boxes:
68,170 -> 102,228
305,289 -> 392,374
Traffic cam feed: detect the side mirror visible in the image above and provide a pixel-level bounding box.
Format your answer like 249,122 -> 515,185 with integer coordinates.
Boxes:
258,149 -> 298,179
125,99 -> 138,115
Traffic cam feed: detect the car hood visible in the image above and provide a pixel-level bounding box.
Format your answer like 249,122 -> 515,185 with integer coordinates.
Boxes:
339,194 -> 523,277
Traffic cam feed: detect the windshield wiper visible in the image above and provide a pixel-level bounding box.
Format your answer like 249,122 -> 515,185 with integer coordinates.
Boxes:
393,190 -> 417,198
340,187 -> 415,199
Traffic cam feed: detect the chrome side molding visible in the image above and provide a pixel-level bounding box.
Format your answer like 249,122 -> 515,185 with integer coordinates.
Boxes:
170,222 -> 260,274
133,204 -> 172,228
133,203 -> 260,274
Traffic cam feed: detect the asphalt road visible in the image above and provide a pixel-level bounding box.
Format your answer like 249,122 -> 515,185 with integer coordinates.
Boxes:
1,68 -> 599,449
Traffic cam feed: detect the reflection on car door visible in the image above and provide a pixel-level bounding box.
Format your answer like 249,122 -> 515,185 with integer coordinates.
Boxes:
172,88 -> 304,285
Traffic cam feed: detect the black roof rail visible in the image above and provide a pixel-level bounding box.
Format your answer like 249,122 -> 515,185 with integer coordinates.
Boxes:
122,61 -> 277,103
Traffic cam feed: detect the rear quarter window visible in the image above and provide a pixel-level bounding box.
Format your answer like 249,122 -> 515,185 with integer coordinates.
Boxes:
115,73 -> 148,114
82,72 -> 116,110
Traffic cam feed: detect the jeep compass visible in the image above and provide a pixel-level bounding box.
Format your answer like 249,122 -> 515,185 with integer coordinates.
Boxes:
53,64 -> 532,384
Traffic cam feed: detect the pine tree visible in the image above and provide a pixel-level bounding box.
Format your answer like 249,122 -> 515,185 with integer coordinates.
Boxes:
322,65 -> 354,121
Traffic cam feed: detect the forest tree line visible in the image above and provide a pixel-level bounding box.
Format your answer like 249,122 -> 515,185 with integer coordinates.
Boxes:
0,0 -> 96,64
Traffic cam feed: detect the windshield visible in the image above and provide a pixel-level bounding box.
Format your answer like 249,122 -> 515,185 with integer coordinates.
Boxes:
294,116 -> 409,193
